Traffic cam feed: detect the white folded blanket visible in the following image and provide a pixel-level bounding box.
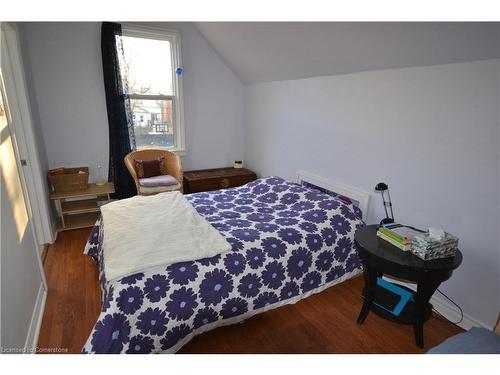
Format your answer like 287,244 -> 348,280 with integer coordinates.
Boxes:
101,191 -> 231,282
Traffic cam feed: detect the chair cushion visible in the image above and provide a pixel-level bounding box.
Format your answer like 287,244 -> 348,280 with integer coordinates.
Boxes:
139,175 -> 179,188
134,157 -> 166,178
139,183 -> 182,195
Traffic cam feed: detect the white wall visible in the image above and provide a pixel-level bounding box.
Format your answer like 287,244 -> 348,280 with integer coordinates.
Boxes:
20,23 -> 109,182
20,22 -> 245,181
245,59 -> 500,329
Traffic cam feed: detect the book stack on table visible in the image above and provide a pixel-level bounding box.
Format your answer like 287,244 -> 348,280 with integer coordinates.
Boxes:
376,223 -> 425,252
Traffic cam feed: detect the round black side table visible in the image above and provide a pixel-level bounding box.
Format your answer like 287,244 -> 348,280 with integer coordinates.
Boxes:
354,225 -> 462,348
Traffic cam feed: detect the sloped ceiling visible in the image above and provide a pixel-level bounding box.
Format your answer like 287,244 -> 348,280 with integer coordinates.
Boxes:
194,22 -> 500,83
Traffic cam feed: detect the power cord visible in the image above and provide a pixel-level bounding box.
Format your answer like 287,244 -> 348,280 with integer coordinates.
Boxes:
431,288 -> 463,326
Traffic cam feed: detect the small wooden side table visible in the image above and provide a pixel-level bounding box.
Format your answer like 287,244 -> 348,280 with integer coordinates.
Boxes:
354,225 -> 462,348
183,167 -> 257,194
50,182 -> 115,231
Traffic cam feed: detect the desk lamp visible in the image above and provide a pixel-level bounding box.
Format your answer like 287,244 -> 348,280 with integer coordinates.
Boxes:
375,182 -> 394,227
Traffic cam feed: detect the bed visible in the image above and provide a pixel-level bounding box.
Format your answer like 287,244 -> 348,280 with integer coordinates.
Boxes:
82,176 -> 366,353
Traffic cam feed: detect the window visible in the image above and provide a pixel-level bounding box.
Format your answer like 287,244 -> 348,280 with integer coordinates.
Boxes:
120,26 -> 185,152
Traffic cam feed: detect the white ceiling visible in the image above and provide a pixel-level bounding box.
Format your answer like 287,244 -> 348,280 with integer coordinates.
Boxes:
194,22 -> 500,84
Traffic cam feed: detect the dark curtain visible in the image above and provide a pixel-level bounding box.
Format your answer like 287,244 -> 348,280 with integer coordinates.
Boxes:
101,22 -> 136,199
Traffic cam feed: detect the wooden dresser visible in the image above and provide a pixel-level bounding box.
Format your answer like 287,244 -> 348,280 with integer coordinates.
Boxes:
183,167 -> 257,194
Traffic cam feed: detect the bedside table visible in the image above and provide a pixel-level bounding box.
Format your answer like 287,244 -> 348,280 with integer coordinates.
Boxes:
183,167 -> 257,194
354,225 -> 462,348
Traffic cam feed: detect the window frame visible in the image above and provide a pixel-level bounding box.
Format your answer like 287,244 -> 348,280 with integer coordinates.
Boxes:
121,24 -> 186,154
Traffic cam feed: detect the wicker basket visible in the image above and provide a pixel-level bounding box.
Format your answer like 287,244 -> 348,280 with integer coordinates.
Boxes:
48,166 -> 89,193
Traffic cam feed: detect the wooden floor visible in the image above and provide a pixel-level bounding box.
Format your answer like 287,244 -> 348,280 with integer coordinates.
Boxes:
38,228 -> 463,354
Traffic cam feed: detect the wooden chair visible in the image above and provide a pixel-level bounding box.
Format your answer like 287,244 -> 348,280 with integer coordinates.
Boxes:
124,149 -> 183,195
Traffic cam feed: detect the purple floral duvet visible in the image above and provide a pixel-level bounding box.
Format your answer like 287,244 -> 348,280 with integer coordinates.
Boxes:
82,176 -> 364,353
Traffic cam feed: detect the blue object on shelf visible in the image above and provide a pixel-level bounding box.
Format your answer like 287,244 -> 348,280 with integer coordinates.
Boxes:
373,277 -> 414,317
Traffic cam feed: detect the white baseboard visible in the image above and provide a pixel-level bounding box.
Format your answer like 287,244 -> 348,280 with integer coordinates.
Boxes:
382,276 -> 493,331
24,282 -> 47,352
